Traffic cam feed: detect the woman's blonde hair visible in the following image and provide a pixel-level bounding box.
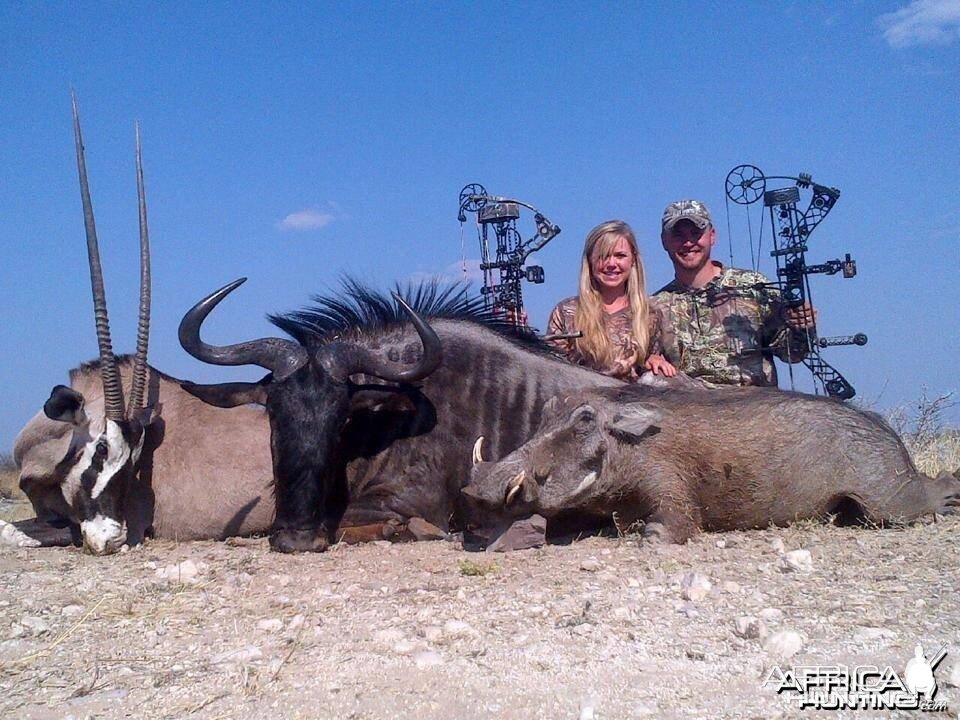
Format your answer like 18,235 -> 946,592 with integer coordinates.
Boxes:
572,219 -> 651,370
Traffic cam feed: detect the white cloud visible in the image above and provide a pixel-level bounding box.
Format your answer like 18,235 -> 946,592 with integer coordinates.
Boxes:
277,208 -> 335,232
878,0 -> 960,48
443,259 -> 485,283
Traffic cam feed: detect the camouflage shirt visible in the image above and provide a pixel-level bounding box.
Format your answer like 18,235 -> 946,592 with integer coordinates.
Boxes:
546,297 -> 664,382
652,264 -> 808,387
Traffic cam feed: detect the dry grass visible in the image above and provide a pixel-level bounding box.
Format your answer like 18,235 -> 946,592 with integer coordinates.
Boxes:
0,452 -> 21,501
908,430 -> 960,477
886,390 -> 960,476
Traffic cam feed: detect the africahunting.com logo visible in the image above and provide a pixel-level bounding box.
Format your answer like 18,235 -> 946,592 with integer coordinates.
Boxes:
764,644 -> 950,712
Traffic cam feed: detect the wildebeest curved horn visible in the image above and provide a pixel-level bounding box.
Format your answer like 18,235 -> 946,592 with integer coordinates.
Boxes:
178,278 -> 307,380
317,293 -> 442,383
127,122 -> 151,414
73,93 -> 124,420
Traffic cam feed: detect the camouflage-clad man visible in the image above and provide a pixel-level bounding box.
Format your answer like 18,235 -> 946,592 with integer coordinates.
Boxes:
653,199 -> 815,387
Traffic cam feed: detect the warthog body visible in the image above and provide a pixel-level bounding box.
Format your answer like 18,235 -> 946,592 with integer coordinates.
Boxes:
464,385 -> 960,543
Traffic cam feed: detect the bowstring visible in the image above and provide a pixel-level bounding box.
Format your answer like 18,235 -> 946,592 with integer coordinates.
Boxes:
724,192 -> 735,268
459,220 -> 467,280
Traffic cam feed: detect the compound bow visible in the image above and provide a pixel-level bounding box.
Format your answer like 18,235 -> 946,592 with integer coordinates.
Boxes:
457,183 -> 561,327
724,165 -> 867,400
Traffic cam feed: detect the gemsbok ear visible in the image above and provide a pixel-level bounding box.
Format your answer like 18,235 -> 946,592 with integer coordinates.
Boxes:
606,404 -> 662,442
43,385 -> 88,426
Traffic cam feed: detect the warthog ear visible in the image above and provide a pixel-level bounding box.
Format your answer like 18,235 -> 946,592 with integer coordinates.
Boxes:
605,404 -> 662,442
43,385 -> 88,426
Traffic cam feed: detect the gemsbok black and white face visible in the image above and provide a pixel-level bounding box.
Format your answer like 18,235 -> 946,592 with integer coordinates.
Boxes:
16,94 -> 154,555
36,386 -> 149,553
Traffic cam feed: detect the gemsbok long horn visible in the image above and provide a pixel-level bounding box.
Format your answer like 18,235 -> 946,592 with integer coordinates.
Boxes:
127,121 -> 151,415
72,92 -> 124,420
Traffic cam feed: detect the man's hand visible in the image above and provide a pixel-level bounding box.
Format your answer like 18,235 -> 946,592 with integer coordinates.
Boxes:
644,353 -> 677,377
783,302 -> 817,330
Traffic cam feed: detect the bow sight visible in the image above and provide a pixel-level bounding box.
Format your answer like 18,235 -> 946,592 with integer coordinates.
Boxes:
457,183 -> 561,326
725,165 -> 867,399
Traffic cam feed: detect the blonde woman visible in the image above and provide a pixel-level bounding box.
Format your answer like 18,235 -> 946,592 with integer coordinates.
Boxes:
547,220 -> 676,381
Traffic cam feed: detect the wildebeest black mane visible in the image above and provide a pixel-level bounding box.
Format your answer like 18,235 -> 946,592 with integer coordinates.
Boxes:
269,278 -> 554,355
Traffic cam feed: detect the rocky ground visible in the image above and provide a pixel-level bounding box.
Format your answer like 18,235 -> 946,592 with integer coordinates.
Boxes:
1,493 -> 958,720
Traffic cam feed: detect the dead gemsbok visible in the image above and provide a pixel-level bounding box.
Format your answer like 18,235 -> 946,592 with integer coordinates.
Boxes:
8,97 -> 273,554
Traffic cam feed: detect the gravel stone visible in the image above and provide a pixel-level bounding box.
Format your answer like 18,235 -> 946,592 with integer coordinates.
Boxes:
20,615 -> 50,636
852,626 -> 897,643
780,549 -> 813,573
155,559 -> 204,583
764,630 -> 803,659
758,608 -> 784,623
257,618 -> 283,633
413,650 -> 444,668
211,645 -> 263,665
733,616 -> 767,640
680,572 -> 712,601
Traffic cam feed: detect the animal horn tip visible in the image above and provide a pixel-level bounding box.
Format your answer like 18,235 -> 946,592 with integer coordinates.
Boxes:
215,277 -> 247,296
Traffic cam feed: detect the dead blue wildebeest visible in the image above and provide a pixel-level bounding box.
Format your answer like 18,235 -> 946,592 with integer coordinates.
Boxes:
7,97 -> 274,554
463,385 -> 960,543
178,282 -> 625,553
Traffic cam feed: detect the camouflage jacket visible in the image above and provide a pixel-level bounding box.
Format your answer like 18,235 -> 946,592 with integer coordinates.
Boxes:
546,297 -> 664,382
652,264 -> 808,387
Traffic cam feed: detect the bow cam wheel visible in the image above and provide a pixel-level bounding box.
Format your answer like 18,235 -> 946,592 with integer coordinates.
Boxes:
725,165 -> 765,205
459,183 -> 488,212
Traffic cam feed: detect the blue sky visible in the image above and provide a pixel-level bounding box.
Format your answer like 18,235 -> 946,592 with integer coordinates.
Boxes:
1,1 -> 958,452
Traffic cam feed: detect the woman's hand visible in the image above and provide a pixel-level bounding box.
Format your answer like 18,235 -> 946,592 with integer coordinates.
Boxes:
644,353 -> 677,377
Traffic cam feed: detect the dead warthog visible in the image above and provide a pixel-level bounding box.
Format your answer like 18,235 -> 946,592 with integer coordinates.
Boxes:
464,385 -> 960,544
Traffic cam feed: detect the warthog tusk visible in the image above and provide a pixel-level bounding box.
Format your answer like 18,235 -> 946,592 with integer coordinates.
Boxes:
572,471 -> 598,497
505,470 -> 526,505
472,436 -> 485,465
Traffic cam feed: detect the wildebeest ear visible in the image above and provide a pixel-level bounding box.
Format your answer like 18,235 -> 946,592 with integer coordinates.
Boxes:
43,385 -> 87,425
605,404 -> 662,442
180,379 -> 268,407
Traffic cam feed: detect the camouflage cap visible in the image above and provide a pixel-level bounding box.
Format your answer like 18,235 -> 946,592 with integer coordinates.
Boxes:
661,199 -> 713,232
